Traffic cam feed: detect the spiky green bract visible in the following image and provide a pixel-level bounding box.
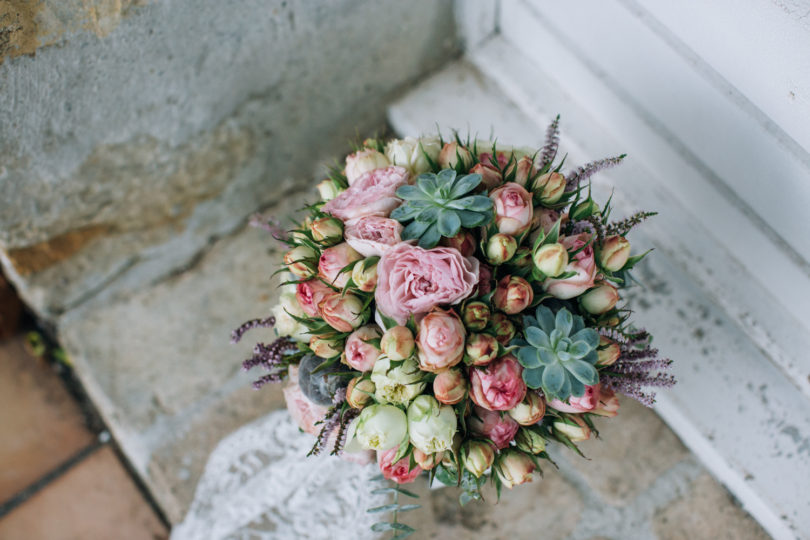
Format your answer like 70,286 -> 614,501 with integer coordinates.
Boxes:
512,306 -> 600,402
390,169 -> 494,248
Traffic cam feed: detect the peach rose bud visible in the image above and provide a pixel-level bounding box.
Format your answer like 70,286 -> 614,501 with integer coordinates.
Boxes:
462,440 -> 496,478
440,230 -> 477,257
491,313 -> 517,345
345,148 -> 390,185
469,163 -> 503,190
533,243 -> 568,278
413,448 -> 444,470
599,235 -> 631,272
465,333 -> 499,366
597,336 -> 621,366
486,233 -> 517,264
284,245 -> 318,279
533,171 -> 565,204
507,391 -> 546,425
493,275 -> 534,315
438,141 -> 473,170
580,283 -> 619,314
592,386 -> 620,417
515,428 -> 546,455
380,325 -> 415,361
309,335 -> 343,359
310,217 -> 344,246
507,155 -> 536,187
553,415 -> 592,442
346,376 -> 376,409
462,301 -> 491,331
496,450 -> 536,488
433,367 -> 468,405
351,259 -> 378,292
320,292 -> 365,332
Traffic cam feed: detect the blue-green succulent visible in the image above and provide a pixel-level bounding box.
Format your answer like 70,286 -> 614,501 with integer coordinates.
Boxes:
513,306 -> 600,401
390,169 -> 494,248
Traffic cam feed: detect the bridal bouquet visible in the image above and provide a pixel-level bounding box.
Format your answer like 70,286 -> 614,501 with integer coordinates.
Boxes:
233,117 -> 674,537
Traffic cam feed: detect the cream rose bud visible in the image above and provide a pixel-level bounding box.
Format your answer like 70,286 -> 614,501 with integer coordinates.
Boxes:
346,376 -> 376,409
380,326 -> 415,361
507,391 -> 546,425
355,404 -> 408,451
413,448 -> 443,471
407,395 -> 458,454
599,235 -> 631,272
533,171 -> 566,204
580,283 -> 619,314
465,333 -> 499,366
351,259 -> 378,292
461,301 -> 490,331
284,245 -> 318,279
507,156 -> 536,187
490,182 -> 534,235
438,141 -> 474,170
469,163 -> 503,190
309,335 -> 343,358
493,275 -> 534,315
440,230 -> 476,257
496,450 -> 536,489
345,148 -> 390,185
371,356 -> 426,405
272,291 -> 308,341
461,440 -> 496,478
316,179 -> 342,201
533,243 -> 569,277
416,310 -> 467,373
597,336 -> 621,366
433,368 -> 467,405
321,292 -> 365,332
553,415 -> 591,442
515,428 -> 546,454
310,217 -> 344,246
384,136 -> 441,175
486,233 -> 517,264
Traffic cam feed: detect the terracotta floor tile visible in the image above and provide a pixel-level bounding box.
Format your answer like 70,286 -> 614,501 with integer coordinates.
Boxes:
0,337 -> 96,503
0,445 -> 167,540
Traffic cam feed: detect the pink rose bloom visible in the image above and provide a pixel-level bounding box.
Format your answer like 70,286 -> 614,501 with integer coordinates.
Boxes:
283,367 -> 329,435
344,216 -> 404,257
543,233 -> 597,299
469,355 -> 527,411
377,447 -> 423,484
318,242 -> 362,289
416,309 -> 466,373
549,383 -> 601,413
343,325 -> 382,372
295,279 -> 333,318
489,182 -> 533,235
469,406 -> 519,449
375,243 -> 479,325
322,166 -> 410,221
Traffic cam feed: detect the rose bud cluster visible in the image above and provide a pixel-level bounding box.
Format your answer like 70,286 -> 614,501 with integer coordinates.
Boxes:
465,333 -> 499,366
533,171 -> 565,204
553,415 -> 592,442
507,391 -> 546,425
438,141 -> 473,170
490,183 -> 534,235
486,233 -> 517,264
493,275 -> 534,315
462,301 -> 490,331
469,355 -> 527,411
345,148 -> 390,185
515,428 -> 546,455
490,313 -> 516,345
441,230 -> 476,257
346,376 -> 375,409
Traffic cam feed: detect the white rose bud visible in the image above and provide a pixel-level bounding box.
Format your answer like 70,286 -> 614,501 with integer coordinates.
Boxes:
407,395 -> 458,454
533,172 -> 566,204
355,404 -> 408,451
371,356 -> 426,405
283,245 -> 318,279
345,148 -> 390,185
598,235 -> 631,272
385,136 -> 441,175
351,259 -> 378,292
316,179 -> 342,201
272,291 -> 308,341
580,283 -> 619,314
533,243 -> 568,277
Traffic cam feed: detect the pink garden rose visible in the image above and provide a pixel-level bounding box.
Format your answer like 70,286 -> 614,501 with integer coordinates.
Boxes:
344,216 -> 403,257
469,355 -> 527,411
549,383 -> 601,413
543,233 -> 597,299
295,279 -> 333,318
322,166 -> 410,221
345,148 -> 390,185
416,309 -> 466,373
343,325 -> 382,372
318,242 -> 362,289
375,243 -> 480,325
377,447 -> 423,484
468,406 -> 519,449
489,182 -> 533,235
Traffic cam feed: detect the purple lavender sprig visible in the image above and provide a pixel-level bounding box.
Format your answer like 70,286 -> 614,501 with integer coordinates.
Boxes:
601,329 -> 675,407
241,336 -> 298,389
604,211 -> 657,237
231,316 -> 276,344
539,115 -> 561,168
565,154 -> 626,192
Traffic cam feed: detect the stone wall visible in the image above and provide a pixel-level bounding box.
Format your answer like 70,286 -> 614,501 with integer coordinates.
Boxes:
0,0 -> 459,319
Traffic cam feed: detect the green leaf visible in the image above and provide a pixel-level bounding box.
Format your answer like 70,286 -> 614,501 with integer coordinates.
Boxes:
537,348 -> 556,365
449,173 -> 482,198
418,223 -> 441,248
392,487 -> 419,498
378,312 -> 399,331
367,504 -> 400,514
437,209 -> 461,237
565,359 -> 599,385
622,248 -> 653,271
542,362 -> 566,394
371,522 -> 395,532
397,504 -> 421,512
